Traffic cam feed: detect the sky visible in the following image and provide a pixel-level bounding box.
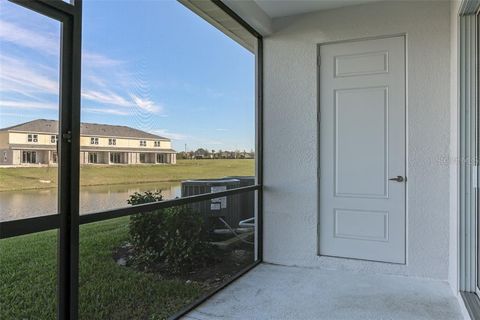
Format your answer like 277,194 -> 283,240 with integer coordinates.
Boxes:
0,0 -> 255,152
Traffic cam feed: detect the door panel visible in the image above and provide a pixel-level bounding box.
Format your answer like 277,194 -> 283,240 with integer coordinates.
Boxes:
335,86 -> 388,198
319,36 -> 406,264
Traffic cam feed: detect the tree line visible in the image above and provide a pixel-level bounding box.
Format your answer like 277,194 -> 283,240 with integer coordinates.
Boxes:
177,148 -> 255,160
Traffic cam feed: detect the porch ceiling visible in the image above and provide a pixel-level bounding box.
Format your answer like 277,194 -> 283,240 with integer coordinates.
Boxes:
221,0 -> 386,36
183,264 -> 463,320
255,0 -> 382,18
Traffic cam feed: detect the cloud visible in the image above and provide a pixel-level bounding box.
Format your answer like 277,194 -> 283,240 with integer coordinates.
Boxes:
85,75 -> 108,88
0,100 -> 57,110
0,20 -> 123,68
83,52 -> 124,67
83,107 -> 131,116
0,55 -> 58,94
0,20 -> 59,55
0,21 -> 165,117
81,89 -> 132,107
81,91 -> 165,115
130,94 -> 162,113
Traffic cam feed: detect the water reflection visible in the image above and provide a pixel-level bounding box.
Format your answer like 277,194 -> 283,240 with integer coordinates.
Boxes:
0,182 -> 181,222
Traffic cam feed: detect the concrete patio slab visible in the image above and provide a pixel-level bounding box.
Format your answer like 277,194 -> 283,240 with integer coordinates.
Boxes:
182,263 -> 464,320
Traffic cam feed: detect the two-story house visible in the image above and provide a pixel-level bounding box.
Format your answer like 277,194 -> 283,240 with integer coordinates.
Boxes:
0,119 -> 176,166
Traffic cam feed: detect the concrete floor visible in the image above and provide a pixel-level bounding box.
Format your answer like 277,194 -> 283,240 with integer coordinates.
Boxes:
183,264 -> 464,320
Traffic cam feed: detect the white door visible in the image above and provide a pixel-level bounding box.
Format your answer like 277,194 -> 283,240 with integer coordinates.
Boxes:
319,36 -> 406,264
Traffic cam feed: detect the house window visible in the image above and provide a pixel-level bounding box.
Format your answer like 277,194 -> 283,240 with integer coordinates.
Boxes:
139,153 -> 146,163
51,135 -> 58,144
22,151 -> 37,163
108,138 -> 116,145
52,152 -> 58,163
90,137 -> 99,145
154,141 -> 161,147
88,152 -> 98,164
27,134 -> 38,143
110,152 -> 121,164
156,153 -> 165,163
3,151 -> 7,162
139,140 -> 146,147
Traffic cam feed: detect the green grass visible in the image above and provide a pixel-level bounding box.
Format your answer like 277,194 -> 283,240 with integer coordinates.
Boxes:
0,159 -> 255,192
0,218 -> 205,319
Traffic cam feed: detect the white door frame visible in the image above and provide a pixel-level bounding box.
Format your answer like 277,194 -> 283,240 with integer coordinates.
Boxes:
316,34 -> 408,263
458,0 -> 479,294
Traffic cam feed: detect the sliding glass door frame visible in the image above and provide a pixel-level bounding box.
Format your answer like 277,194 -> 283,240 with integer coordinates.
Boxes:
0,0 -> 264,319
459,0 -> 480,318
6,0 -> 82,318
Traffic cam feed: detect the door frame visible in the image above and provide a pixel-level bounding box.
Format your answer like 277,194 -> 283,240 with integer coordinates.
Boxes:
316,34 -> 409,264
459,0 -> 480,294
458,0 -> 480,318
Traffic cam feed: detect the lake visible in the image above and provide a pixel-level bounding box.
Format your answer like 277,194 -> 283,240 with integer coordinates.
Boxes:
0,182 -> 181,222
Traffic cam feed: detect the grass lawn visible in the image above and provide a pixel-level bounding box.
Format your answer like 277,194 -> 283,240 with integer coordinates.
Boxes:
0,159 -> 255,192
0,217 -> 205,319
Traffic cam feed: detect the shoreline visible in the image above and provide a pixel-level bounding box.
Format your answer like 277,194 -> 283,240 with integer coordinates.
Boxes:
0,178 -> 184,193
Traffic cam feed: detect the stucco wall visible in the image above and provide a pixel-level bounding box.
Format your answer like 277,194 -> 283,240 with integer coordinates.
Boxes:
263,1 -> 451,279
449,0 -> 461,294
9,132 -> 56,146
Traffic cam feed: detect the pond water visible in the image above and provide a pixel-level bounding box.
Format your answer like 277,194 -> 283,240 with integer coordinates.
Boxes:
0,182 -> 181,222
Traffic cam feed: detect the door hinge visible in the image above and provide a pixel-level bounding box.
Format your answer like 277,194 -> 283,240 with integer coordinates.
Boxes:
473,165 -> 478,189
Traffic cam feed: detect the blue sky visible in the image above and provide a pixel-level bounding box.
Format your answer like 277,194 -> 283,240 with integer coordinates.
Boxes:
0,0 -> 255,151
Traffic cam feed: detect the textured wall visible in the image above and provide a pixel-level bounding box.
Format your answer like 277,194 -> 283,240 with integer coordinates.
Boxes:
263,1 -> 451,279
449,0 -> 461,294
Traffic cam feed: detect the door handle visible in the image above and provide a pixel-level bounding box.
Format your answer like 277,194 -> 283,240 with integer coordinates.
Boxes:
389,176 -> 405,182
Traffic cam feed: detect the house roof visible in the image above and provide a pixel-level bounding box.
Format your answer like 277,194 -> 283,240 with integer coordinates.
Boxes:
0,119 -> 169,140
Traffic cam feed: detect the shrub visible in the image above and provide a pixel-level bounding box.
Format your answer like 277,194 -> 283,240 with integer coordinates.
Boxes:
160,206 -> 214,274
128,191 -> 165,264
127,191 -> 214,274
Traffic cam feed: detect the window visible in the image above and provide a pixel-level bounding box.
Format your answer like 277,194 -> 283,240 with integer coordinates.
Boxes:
52,152 -> 58,163
22,151 -> 37,164
109,152 -> 122,164
51,135 -> 58,144
0,0 -> 261,319
108,138 -> 116,145
88,153 -> 98,164
154,141 -> 161,147
139,153 -> 146,163
3,151 -> 7,162
27,134 -> 38,143
156,153 -> 164,163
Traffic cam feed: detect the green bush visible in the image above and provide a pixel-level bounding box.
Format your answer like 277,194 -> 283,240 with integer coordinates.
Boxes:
160,206 -> 214,274
127,191 -> 214,274
128,191 -> 165,264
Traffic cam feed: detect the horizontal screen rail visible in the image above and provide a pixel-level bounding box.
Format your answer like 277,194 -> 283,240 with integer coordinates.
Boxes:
9,0 -> 77,21
0,214 -> 60,239
79,184 -> 261,224
0,185 -> 261,239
